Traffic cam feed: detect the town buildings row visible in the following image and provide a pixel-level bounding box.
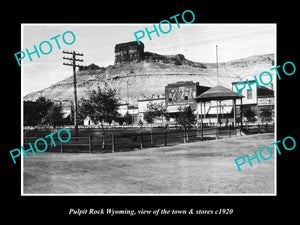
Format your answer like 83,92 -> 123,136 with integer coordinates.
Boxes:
80,79 -> 274,127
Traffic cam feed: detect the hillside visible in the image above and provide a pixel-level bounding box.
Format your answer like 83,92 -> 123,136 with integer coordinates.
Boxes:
24,41 -> 274,105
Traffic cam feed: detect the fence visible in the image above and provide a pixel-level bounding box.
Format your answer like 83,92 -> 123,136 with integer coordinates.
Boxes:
242,122 -> 274,134
23,136 -> 92,153
23,123 -> 274,153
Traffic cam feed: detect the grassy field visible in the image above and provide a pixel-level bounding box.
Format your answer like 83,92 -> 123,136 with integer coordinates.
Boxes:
23,133 -> 275,195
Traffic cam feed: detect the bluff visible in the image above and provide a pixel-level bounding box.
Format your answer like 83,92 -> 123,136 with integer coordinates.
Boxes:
114,41 -> 205,68
24,41 -> 274,105
114,41 -> 145,64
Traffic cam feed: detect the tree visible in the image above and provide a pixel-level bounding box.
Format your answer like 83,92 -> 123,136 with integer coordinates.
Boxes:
124,112 -> 133,125
78,85 -> 120,150
175,106 -> 196,141
146,101 -> 167,126
143,111 -> 155,124
260,107 -> 273,122
115,116 -> 125,126
244,108 -> 257,122
24,101 -> 40,126
36,97 -> 53,121
143,112 -> 155,144
44,104 -> 65,127
23,96 -> 53,126
137,119 -> 143,127
78,85 -> 120,129
143,101 -> 167,144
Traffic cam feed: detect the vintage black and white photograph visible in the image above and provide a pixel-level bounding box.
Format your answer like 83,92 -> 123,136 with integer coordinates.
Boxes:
21,23 -> 276,195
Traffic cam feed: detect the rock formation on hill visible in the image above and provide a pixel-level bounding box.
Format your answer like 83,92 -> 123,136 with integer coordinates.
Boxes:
114,41 -> 205,68
114,41 -> 145,64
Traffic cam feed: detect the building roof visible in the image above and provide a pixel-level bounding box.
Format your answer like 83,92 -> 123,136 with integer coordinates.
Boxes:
195,85 -> 243,101
165,81 -> 199,88
138,95 -> 165,102
257,86 -> 274,97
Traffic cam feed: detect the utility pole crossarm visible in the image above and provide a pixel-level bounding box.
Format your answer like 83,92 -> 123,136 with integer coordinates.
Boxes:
63,62 -> 73,66
63,56 -> 73,60
62,50 -> 73,55
63,63 -> 83,67
62,50 -> 84,56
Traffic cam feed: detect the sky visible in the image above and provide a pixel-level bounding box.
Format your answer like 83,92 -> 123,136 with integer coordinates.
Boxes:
22,23 -> 276,96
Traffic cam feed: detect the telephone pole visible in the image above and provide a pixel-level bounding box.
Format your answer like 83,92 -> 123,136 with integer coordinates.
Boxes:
216,45 -> 219,85
62,50 -> 83,136
126,80 -> 132,108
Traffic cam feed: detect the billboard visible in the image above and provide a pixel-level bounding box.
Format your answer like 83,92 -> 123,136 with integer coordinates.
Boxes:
166,82 -> 197,107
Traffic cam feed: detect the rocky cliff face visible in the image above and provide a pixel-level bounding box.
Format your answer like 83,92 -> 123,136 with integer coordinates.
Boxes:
114,41 -> 205,68
114,41 -> 145,64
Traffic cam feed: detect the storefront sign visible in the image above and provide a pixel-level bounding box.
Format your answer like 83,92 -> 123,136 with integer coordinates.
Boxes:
258,97 -> 274,106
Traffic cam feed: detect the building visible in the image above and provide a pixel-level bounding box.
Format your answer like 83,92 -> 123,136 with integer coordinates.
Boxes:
128,106 -> 139,124
232,80 -> 274,123
165,81 -> 210,114
83,116 -> 94,126
117,102 -> 129,117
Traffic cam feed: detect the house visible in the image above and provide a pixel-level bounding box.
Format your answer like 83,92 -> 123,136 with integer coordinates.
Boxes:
83,116 -> 95,126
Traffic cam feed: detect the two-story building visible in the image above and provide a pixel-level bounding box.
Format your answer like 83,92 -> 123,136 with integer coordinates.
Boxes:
165,81 -> 211,115
232,80 -> 274,123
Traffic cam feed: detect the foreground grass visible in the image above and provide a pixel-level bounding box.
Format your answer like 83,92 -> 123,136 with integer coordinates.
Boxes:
23,133 -> 275,194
